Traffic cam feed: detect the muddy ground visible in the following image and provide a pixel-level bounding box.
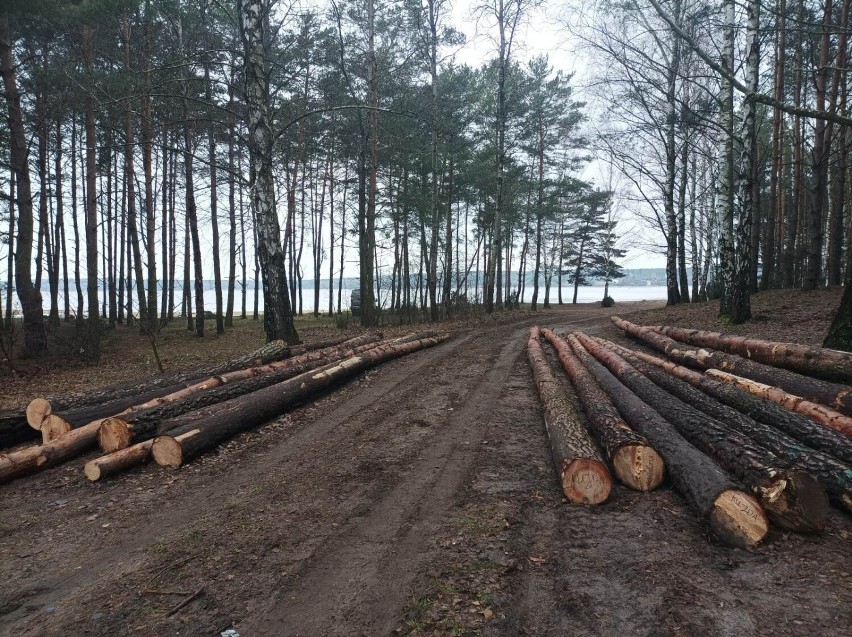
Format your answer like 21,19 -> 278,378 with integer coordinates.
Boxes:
1,296 -> 850,636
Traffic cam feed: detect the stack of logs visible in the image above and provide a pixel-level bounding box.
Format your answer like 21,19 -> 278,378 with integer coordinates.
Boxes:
0,331 -> 447,485
527,320 -> 852,549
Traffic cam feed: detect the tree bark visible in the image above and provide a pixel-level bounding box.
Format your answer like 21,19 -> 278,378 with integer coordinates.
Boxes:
599,339 -> 830,530
0,18 -> 46,356
615,344 -> 852,514
705,370 -> 852,437
575,332 -> 821,534
82,23 -> 100,359
98,334 -> 386,451
563,334 -> 767,548
527,328 -> 612,504
239,0 -> 298,342
539,328 -> 664,492
611,317 -> 852,416
151,335 -> 447,468
649,323 -> 852,382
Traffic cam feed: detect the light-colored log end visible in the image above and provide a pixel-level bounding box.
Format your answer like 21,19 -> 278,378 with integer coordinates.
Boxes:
98,417 -> 133,452
611,444 -> 665,492
83,460 -> 102,482
40,415 -> 72,444
151,436 -> 184,468
709,490 -> 769,548
561,458 -> 612,505
26,398 -> 52,429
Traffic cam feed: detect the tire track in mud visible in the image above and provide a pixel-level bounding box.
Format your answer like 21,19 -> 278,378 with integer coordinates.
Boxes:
246,324 -> 526,636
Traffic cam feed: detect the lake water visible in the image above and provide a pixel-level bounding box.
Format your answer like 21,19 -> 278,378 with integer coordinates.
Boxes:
3,284 -> 668,317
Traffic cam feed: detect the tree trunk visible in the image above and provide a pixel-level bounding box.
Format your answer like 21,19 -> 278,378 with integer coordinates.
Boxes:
618,345 -> 852,513
98,335 -> 385,451
82,23 -> 100,359
527,328 -> 612,503
649,324 -> 852,382
717,0 -> 735,316
575,332 -> 819,534
563,334 -> 767,548
540,328 -> 664,492
151,335 -> 447,468
705,370 -> 852,438
0,18 -> 46,356
239,0 -> 298,342
598,339 -> 829,531
611,317 -> 852,417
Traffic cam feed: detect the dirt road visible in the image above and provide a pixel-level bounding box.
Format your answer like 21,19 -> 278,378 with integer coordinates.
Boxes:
1,303 -> 850,637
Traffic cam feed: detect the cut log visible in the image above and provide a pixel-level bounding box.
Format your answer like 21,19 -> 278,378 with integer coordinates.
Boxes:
706,370 -> 852,437
151,335 -> 448,469
84,440 -> 153,482
0,409 -> 38,450
0,444 -> 42,485
598,338 -> 833,527
84,430 -> 197,482
563,334 -> 767,547
527,327 -> 612,503
622,341 -> 852,468
24,334 -> 358,419
41,414 -> 72,443
650,323 -> 852,383
26,398 -> 52,429
575,332 -> 826,533
611,316 -> 852,416
539,328 -> 664,492
98,337 -> 389,452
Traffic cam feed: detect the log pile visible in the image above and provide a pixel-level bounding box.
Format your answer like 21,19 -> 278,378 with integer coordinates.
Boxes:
0,332 -> 447,486
528,321 -> 852,547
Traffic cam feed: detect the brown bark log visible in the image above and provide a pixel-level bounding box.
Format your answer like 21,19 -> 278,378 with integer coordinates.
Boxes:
527,327 -> 612,504
0,444 -> 42,485
25,335 -> 356,422
539,328 -> 664,492
599,338 -> 835,526
99,336 -> 390,452
576,332 -> 827,533
84,430 -> 195,482
611,317 -> 852,416
0,410 -> 35,450
706,370 -> 852,437
564,334 -> 767,547
151,335 -> 447,469
623,345 -> 852,467
650,323 -> 852,383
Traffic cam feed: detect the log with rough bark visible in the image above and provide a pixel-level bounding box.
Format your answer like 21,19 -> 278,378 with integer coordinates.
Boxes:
650,323 -> 852,383
611,316 -> 852,416
151,335 -> 448,469
624,346 -> 852,469
539,328 -> 664,492
0,409 -> 37,450
98,336 -> 390,452
598,338 -> 836,525
23,335 -> 357,427
706,369 -> 852,437
575,332 -> 826,534
527,327 -> 612,503
83,430 -> 197,482
44,334 -> 385,437
564,334 -> 768,547
0,419 -> 103,486
0,444 -> 42,485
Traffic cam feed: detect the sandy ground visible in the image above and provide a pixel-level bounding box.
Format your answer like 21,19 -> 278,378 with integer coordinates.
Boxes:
1,297 -> 850,637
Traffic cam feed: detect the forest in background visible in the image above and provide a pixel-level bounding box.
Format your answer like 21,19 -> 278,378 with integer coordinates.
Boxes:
1,0 -> 852,365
